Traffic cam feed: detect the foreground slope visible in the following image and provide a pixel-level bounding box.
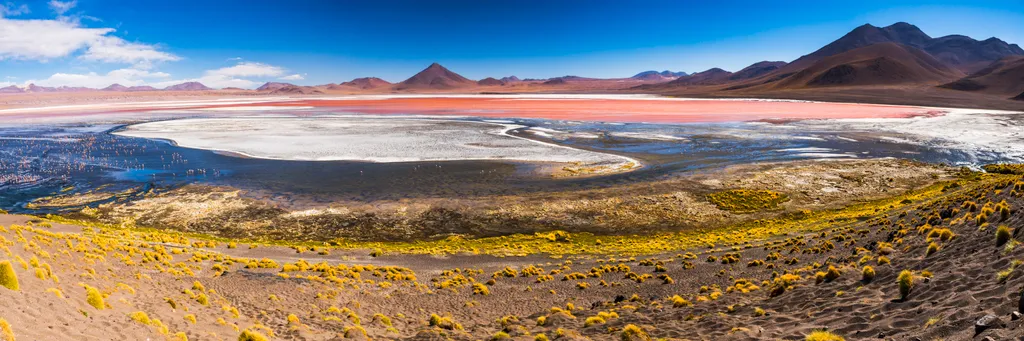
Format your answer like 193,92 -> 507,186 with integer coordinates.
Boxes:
0,162 -> 1023,340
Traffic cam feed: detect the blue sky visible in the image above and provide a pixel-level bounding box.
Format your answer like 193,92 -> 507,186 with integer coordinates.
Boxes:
1,0 -> 1022,88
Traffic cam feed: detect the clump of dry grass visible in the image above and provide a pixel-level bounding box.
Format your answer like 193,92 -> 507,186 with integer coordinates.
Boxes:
805,330 -> 844,341
997,225 -> 1012,246
898,270 -> 914,300
926,242 -> 940,257
620,324 -> 649,341
238,330 -> 269,341
0,261 -> 19,291
0,318 -> 13,341
861,266 -> 875,282
83,284 -> 106,310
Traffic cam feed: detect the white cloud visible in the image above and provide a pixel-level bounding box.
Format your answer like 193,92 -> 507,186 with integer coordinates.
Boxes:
0,2 -> 30,17
206,62 -> 284,78
80,36 -> 180,66
0,15 -> 178,65
26,68 -> 171,88
48,0 -> 75,15
279,73 -> 305,81
0,18 -> 111,60
23,61 -> 289,90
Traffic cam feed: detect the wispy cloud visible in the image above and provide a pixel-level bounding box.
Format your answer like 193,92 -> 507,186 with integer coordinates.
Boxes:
206,62 -> 285,78
48,0 -> 75,15
0,2 -> 30,17
279,73 -> 305,81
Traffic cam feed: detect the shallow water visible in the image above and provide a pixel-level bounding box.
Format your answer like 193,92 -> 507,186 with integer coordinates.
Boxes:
0,110 -> 998,213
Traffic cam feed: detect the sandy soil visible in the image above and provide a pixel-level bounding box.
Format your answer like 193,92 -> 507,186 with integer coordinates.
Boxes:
1,168 -> 1022,340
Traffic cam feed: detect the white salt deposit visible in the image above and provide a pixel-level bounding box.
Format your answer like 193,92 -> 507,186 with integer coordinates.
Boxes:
114,117 -> 640,170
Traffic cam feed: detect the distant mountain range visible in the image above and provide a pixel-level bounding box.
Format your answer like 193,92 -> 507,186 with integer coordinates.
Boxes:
2,21 -> 1021,103
632,70 -> 689,81
642,22 -> 1023,101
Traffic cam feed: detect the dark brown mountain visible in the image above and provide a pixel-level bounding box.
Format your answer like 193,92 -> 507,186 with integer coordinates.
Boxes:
126,86 -> 157,92
102,84 -> 128,91
164,82 -> 212,91
1013,91 -> 1024,101
256,82 -> 294,91
771,42 -> 962,89
667,68 -> 733,85
926,36 -> 1024,73
477,77 -> 505,86
729,61 -> 787,81
939,56 -> 1024,96
394,63 -> 474,90
340,77 -> 391,89
781,22 -> 1022,74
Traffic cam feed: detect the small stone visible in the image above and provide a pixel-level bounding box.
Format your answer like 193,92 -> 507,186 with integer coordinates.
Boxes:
975,314 -> 1005,335
1012,311 -> 1022,321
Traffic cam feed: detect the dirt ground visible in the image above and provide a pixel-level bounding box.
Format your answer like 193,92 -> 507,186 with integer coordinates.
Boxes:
1,166 -> 1022,340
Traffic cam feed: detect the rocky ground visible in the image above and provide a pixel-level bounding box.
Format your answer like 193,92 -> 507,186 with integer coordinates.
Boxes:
1,162 -> 1022,340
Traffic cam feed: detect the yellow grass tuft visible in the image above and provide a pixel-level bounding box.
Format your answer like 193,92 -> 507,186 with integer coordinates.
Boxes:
0,261 -> 19,291
997,225 -> 1012,247
83,284 -> 106,310
898,270 -> 914,300
806,330 -> 844,341
128,311 -> 151,325
620,324 -> 650,341
0,318 -> 13,341
861,266 -> 875,282
238,330 -> 269,341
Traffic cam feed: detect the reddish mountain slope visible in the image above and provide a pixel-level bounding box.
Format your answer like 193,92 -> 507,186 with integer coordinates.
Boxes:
257,82 -> 295,91
477,77 -> 505,86
102,84 -> 128,91
164,82 -> 212,91
340,77 -> 391,89
394,63 -> 474,90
